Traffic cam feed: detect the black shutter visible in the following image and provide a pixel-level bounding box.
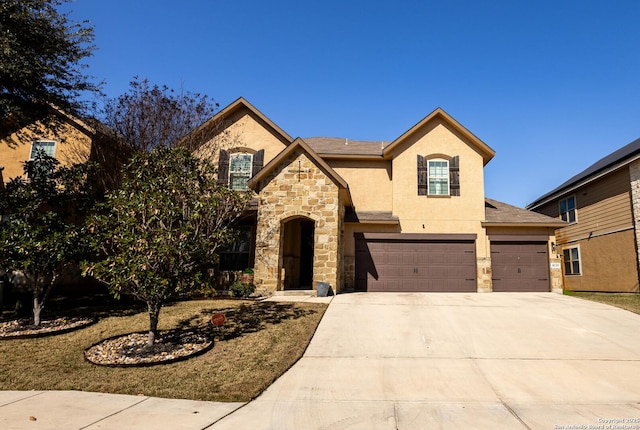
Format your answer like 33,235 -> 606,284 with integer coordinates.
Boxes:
218,149 -> 229,186
449,155 -> 460,196
252,149 -> 264,177
417,155 -> 428,196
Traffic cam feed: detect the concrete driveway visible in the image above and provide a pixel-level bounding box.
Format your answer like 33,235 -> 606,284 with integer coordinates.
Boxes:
213,292 -> 640,429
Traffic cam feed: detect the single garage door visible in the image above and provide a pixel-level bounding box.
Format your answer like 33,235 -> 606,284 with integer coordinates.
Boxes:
355,233 -> 477,292
490,241 -> 549,292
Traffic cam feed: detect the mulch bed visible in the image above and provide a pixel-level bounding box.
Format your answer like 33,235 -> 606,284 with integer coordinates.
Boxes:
84,330 -> 213,367
0,316 -> 96,339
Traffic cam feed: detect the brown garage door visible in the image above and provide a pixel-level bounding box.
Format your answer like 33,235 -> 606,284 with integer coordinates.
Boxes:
491,242 -> 549,292
355,234 -> 477,292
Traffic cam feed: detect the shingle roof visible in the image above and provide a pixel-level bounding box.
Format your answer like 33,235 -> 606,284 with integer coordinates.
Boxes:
304,137 -> 388,156
344,210 -> 399,223
527,137 -> 640,209
484,198 -> 566,226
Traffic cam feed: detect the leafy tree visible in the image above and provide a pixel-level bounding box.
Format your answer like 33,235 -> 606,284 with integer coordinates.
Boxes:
84,147 -> 249,346
0,151 -> 98,325
1,0 -> 101,138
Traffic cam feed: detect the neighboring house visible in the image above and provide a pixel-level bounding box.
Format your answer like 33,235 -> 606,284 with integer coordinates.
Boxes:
0,108 -> 118,189
527,137 -> 640,293
192,97 -> 565,294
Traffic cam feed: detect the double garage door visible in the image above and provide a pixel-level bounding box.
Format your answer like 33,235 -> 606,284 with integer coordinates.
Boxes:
355,234 -> 477,292
355,234 -> 550,292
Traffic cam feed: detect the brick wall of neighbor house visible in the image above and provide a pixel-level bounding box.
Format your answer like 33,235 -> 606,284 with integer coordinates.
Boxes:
253,148 -> 342,293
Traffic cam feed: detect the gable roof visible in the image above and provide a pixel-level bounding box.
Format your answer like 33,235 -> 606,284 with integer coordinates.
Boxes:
247,137 -> 353,206
527,137 -> 640,209
483,198 -> 566,227
383,108 -> 495,165
185,97 -> 294,149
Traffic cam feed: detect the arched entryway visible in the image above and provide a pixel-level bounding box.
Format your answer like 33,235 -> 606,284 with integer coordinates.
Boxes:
280,217 -> 315,290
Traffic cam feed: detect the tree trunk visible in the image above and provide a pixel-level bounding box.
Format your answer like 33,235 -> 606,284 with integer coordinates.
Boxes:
147,303 -> 161,347
33,295 -> 43,326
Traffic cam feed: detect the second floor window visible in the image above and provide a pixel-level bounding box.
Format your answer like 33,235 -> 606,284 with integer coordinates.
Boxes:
229,153 -> 253,190
428,159 -> 449,195
559,196 -> 576,223
30,140 -> 56,159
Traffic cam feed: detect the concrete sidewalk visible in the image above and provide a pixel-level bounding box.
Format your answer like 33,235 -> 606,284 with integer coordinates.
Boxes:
2,293 -> 640,429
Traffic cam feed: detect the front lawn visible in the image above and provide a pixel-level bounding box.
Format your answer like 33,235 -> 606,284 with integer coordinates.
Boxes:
0,297 -> 327,402
565,290 -> 640,315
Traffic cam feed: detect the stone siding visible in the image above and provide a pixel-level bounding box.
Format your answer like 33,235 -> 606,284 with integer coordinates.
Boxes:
629,159 -> 640,276
254,148 -> 343,293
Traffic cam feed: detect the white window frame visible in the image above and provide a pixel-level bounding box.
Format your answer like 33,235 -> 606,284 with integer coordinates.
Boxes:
228,152 -> 253,191
562,245 -> 581,276
427,158 -> 449,196
559,195 -> 577,224
30,140 -> 56,159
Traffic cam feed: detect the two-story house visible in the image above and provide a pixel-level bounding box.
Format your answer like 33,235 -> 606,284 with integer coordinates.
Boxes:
528,137 -> 640,293
192,98 -> 565,294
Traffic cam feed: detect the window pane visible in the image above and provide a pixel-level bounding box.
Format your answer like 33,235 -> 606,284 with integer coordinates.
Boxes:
572,261 -> 580,274
568,210 -> 576,223
564,262 -> 572,274
30,141 -> 55,159
230,172 -> 250,190
428,160 -> 449,195
563,249 -> 571,260
571,248 -> 579,260
230,154 -> 252,172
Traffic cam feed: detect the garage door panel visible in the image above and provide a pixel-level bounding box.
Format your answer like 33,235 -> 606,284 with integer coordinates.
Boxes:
491,241 -> 549,292
355,238 -> 476,292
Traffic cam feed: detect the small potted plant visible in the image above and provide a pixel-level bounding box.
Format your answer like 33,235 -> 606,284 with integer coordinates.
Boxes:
240,268 -> 254,285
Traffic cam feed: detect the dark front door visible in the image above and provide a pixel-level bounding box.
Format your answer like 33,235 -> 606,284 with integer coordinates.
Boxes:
299,221 -> 315,288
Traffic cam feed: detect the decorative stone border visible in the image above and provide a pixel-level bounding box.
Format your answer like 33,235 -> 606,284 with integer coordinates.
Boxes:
0,316 -> 97,340
84,329 -> 213,367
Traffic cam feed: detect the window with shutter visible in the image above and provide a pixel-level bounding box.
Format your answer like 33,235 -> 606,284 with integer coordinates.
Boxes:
428,159 -> 449,195
449,155 -> 460,196
218,149 -> 229,186
417,155 -> 428,195
229,153 -> 253,190
252,149 -> 264,177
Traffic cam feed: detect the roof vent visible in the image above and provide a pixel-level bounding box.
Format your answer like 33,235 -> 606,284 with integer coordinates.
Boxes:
345,138 -> 349,145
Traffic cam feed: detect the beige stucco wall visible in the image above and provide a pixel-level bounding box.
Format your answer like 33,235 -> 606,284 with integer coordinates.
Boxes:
388,119 -> 489,257
562,229 -> 639,292
196,110 -> 289,165
330,159 -> 393,211
1,119 -> 91,182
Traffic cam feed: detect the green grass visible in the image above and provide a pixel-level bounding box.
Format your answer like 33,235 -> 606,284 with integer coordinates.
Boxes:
0,295 -> 327,402
564,290 -> 640,315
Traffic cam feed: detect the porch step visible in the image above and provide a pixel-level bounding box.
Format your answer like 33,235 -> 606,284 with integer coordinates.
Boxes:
273,290 -> 317,297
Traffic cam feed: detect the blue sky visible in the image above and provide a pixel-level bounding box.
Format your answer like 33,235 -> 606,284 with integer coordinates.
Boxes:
62,0 -> 640,207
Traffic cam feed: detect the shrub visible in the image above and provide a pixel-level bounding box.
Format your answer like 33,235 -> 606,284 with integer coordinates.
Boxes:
229,281 -> 256,298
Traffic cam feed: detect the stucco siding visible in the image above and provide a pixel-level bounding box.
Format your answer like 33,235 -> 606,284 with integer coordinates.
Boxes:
387,120 -> 487,257
329,159 -> 393,211
562,229 -> 639,292
197,110 -> 289,165
1,120 -> 91,182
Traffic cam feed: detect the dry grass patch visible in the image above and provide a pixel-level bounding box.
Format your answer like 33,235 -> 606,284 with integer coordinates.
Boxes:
0,299 -> 327,402
566,291 -> 640,315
